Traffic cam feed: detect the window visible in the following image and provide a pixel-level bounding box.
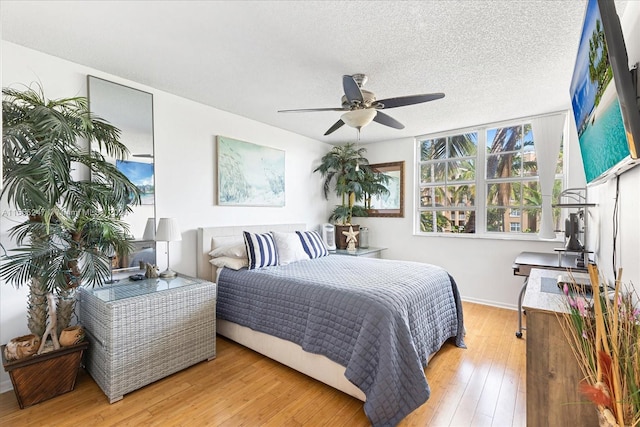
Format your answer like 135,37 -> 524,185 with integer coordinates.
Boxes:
418,133 -> 477,233
417,116 -> 564,236
486,124 -> 540,233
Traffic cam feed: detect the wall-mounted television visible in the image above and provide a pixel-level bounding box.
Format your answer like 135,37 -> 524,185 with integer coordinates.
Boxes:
569,0 -> 640,185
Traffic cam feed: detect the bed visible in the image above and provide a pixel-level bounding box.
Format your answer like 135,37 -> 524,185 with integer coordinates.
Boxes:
196,224 -> 465,427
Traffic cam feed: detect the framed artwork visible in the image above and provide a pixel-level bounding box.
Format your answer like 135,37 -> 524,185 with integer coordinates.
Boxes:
217,136 -> 285,206
115,160 -> 155,205
367,161 -> 404,217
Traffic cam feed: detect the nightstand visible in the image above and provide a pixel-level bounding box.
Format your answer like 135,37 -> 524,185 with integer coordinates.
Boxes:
79,273 -> 216,403
331,247 -> 386,258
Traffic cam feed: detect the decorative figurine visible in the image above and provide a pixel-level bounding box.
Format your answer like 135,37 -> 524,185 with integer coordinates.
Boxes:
145,263 -> 159,278
342,226 -> 359,252
4,334 -> 40,361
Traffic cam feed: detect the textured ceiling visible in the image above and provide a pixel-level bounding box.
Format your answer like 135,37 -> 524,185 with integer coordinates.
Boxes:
0,1 -> 628,144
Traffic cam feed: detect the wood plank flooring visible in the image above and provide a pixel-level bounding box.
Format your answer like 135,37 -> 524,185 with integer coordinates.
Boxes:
0,302 -> 526,426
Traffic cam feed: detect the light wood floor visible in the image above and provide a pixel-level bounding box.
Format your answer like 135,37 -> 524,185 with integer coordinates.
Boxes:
0,302 -> 526,426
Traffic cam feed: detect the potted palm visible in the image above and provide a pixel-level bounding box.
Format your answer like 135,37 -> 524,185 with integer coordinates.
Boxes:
314,143 -> 387,249
0,84 -> 140,407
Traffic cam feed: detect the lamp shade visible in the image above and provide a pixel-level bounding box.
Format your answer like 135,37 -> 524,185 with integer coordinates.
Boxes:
341,109 -> 377,129
142,218 -> 156,240
155,218 -> 181,242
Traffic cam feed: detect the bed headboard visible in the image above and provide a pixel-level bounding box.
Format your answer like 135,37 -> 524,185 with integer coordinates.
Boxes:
196,223 -> 307,282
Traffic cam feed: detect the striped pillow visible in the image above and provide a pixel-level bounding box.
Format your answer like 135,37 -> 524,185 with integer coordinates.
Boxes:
243,231 -> 279,269
296,230 -> 329,259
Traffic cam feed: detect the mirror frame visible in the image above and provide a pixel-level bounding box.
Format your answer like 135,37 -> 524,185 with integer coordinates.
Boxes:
87,75 -> 156,272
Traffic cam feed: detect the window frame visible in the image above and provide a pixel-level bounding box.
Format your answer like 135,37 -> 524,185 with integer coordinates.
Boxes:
415,115 -> 565,238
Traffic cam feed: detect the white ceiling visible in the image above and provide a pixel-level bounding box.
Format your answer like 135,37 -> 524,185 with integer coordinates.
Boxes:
1,1 -> 628,144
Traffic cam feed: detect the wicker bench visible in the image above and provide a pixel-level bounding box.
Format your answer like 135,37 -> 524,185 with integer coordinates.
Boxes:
79,274 -> 216,403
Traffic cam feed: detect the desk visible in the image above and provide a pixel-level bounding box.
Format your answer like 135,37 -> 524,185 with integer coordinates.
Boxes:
512,251 -> 586,338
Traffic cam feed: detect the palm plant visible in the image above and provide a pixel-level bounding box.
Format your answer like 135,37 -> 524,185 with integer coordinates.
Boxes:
361,167 -> 390,211
314,143 -> 370,225
1,84 -> 140,339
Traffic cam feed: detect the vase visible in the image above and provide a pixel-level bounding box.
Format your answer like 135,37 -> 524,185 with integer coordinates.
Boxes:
3,335 -> 40,361
59,326 -> 84,347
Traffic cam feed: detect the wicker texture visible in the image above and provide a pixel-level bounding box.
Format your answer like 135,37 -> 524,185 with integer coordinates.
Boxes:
79,277 -> 216,403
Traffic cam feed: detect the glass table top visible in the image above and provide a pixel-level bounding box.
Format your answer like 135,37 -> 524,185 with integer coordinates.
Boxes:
82,274 -> 209,302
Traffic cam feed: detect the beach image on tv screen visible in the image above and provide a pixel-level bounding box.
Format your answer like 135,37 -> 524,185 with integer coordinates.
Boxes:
569,0 -> 629,183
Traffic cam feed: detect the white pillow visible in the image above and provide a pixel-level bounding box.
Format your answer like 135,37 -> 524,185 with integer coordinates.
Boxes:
272,231 -> 310,265
209,256 -> 248,270
208,242 -> 247,259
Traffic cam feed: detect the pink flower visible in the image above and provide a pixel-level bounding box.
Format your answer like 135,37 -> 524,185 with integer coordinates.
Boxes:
563,283 -> 569,296
576,298 -> 588,317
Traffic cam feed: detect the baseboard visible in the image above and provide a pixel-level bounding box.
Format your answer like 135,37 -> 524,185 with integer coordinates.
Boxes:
461,296 -> 517,311
1,379 -> 13,394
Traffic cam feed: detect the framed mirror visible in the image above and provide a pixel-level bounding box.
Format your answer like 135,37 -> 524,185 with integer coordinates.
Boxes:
88,75 -> 156,271
366,161 -> 404,218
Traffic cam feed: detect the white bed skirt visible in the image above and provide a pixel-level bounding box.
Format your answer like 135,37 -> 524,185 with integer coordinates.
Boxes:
217,319 -> 366,401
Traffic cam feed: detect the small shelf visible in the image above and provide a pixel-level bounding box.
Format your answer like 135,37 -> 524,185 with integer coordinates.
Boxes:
553,248 -> 594,254
552,203 -> 597,208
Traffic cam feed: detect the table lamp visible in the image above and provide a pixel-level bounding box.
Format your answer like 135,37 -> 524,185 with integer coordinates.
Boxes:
142,218 -> 156,241
155,217 -> 181,278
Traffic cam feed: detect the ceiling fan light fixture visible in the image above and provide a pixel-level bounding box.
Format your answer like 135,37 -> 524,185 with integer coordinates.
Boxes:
341,109 -> 377,129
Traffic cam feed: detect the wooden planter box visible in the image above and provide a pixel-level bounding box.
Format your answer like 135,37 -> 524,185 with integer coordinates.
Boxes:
1,341 -> 88,409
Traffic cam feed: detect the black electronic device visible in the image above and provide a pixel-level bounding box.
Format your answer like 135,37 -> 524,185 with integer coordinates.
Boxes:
128,274 -> 145,281
564,212 -> 584,251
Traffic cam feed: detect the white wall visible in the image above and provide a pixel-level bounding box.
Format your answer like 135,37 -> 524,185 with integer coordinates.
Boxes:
0,41 -> 331,391
586,1 -> 640,290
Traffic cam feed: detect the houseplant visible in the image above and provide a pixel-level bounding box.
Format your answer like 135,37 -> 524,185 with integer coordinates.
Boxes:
557,264 -> 640,427
1,84 -> 140,405
315,143 -> 384,249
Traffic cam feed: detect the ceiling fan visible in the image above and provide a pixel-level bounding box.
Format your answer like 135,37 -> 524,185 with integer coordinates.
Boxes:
278,73 -> 445,136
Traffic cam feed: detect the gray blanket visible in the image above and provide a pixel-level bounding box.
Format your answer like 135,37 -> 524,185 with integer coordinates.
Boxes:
217,255 -> 465,426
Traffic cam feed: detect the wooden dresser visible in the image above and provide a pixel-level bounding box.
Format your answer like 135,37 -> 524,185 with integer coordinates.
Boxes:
522,268 -> 598,427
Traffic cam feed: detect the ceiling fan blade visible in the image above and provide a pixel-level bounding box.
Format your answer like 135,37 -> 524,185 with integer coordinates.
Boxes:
342,75 -> 364,104
324,119 -> 345,136
373,111 -> 405,130
375,93 -> 445,109
278,107 -> 348,113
